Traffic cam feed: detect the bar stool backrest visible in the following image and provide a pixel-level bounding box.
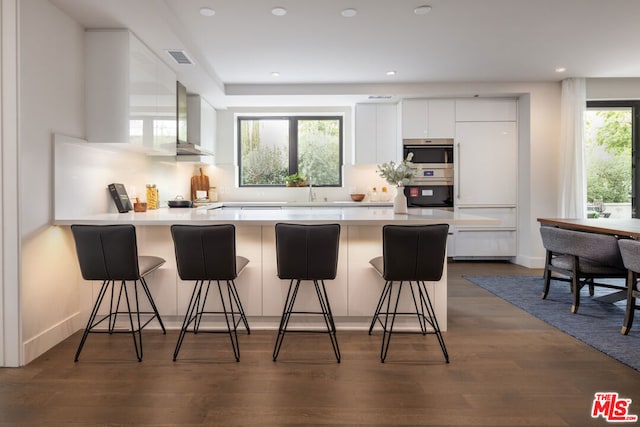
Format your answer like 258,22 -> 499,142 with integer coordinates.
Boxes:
275,223 -> 340,280
382,224 -> 449,282
171,224 -> 237,280
618,239 -> 640,273
71,224 -> 140,281
540,226 -> 625,269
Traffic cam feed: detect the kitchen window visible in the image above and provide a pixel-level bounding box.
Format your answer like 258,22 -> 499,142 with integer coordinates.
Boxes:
237,116 -> 343,187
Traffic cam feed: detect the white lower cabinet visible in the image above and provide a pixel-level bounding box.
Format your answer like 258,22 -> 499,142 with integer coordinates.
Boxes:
452,206 -> 517,258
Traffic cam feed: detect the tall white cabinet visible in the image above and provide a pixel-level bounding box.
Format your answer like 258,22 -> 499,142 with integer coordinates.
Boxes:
354,103 -> 399,164
453,98 -> 518,258
85,30 -> 177,155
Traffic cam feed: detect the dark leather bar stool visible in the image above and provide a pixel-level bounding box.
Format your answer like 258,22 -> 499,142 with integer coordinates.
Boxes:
273,223 -> 341,362
71,224 -> 166,362
368,224 -> 449,363
170,224 -> 250,362
617,239 -> 640,335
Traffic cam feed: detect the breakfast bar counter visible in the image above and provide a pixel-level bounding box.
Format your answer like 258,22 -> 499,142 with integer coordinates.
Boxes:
57,207 -> 498,332
54,205 -> 498,227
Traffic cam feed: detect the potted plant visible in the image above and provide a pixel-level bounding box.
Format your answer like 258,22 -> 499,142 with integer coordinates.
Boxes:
284,172 -> 307,187
377,153 -> 415,214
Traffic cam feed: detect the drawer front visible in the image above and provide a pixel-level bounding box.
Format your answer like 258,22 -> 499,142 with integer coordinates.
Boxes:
454,230 -> 516,257
456,207 -> 516,228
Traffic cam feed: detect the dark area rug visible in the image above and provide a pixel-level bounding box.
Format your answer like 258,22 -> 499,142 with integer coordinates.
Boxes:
464,275 -> 640,371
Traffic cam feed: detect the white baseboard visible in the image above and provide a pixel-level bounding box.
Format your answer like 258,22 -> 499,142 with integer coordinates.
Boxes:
22,311 -> 85,364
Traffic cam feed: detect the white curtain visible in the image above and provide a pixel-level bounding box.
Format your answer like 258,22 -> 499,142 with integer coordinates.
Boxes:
559,78 -> 587,218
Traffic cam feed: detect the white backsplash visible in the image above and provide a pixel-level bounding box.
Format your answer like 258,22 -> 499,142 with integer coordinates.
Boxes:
53,134 -> 393,219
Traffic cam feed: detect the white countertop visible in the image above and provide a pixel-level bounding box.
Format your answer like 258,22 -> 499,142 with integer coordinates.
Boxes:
54,206 -> 499,226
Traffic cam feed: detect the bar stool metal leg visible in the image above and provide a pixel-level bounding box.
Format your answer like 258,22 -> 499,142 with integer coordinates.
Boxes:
273,279 -> 301,361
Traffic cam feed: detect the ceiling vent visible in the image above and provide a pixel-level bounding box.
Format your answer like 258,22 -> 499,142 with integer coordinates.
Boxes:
166,49 -> 194,65
368,95 -> 393,100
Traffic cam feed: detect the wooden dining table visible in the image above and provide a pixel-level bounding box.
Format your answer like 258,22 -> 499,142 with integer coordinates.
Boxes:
538,217 -> 640,238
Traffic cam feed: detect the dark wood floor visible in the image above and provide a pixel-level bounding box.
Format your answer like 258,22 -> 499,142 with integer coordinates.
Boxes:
1,261 -> 639,426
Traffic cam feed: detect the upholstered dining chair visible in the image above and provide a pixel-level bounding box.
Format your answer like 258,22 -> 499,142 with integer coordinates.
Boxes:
539,225 -> 627,313
616,239 -> 640,335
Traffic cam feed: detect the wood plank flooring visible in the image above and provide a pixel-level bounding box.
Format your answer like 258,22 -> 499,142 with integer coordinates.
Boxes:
1,261 -> 639,426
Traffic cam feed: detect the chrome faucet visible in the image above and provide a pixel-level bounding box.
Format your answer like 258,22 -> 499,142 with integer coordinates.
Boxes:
308,176 -> 316,202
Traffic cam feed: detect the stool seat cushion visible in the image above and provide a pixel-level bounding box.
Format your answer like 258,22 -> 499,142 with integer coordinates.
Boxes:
236,256 -> 249,276
369,256 -> 384,277
139,256 -> 166,277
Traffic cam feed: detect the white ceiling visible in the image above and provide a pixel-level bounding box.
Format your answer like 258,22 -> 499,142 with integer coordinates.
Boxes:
49,0 -> 640,108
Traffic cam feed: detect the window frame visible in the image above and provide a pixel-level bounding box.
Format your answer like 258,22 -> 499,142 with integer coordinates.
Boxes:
586,100 -> 640,217
237,115 -> 344,187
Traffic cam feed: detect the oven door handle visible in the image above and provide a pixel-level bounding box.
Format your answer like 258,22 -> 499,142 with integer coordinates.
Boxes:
404,144 -> 453,150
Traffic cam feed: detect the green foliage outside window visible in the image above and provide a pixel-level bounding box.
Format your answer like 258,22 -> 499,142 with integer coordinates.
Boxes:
298,119 -> 341,186
239,116 -> 342,186
585,110 -> 632,204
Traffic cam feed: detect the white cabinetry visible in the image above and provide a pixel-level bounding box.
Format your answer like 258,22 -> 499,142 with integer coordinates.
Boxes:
401,99 -> 455,139
85,30 -> 177,155
186,95 -> 216,156
453,98 -> 518,258
354,103 -> 398,164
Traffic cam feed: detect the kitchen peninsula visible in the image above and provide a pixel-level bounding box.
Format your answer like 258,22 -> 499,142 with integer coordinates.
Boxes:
55,205 -> 497,332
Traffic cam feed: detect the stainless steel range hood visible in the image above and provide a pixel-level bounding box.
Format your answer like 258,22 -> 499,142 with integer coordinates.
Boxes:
176,82 -> 215,157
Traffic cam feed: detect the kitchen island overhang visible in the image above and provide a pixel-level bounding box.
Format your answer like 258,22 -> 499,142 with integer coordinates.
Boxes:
55,207 -> 499,332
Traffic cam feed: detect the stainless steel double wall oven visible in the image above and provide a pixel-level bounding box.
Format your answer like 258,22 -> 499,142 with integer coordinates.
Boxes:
402,139 -> 454,209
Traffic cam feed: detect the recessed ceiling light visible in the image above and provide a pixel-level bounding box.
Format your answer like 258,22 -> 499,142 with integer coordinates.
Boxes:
271,7 -> 287,16
199,7 -> 215,17
341,8 -> 357,18
555,67 -> 567,73
271,71 -> 280,77
386,70 -> 396,76
414,5 -> 432,15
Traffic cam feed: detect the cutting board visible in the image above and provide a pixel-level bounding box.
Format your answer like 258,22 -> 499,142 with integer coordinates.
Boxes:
190,167 -> 210,200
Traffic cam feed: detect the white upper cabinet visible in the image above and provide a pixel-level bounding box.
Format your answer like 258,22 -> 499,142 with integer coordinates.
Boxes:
455,98 -> 517,122
401,99 -> 455,139
354,103 -> 398,164
85,30 -> 177,155
187,95 -> 216,156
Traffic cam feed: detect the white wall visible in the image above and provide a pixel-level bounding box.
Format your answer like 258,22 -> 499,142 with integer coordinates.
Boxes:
19,0 -> 86,363
587,78 -> 640,100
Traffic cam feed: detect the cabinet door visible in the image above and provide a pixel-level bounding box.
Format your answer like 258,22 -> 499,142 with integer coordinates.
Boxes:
401,99 -> 428,138
354,104 -> 398,164
427,99 -> 455,138
376,104 -> 397,162
456,99 -> 517,122
402,99 -> 455,139
355,104 -> 377,164
86,30 -> 176,155
129,34 -> 157,149
456,121 -> 517,205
